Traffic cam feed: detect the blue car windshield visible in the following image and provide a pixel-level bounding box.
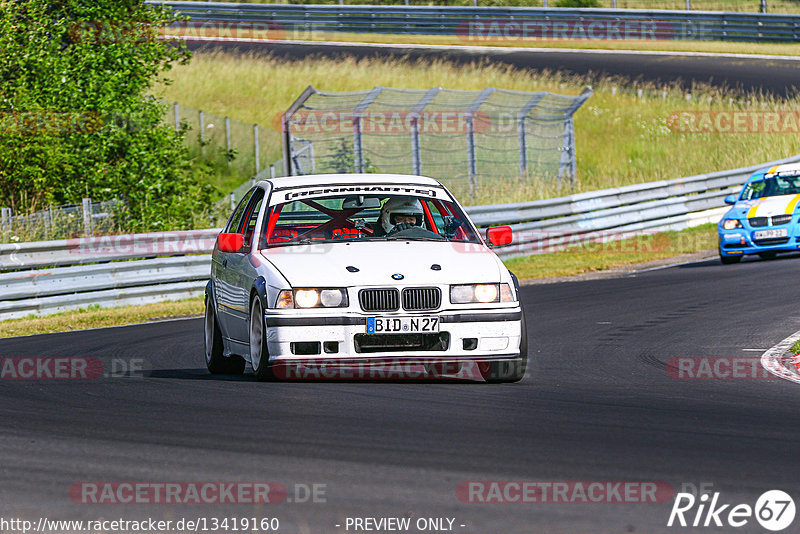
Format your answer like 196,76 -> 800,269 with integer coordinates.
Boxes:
741,175 -> 800,200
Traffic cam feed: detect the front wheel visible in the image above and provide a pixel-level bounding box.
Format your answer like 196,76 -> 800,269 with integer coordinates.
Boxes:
250,297 -> 274,381
205,297 -> 245,375
480,310 -> 528,383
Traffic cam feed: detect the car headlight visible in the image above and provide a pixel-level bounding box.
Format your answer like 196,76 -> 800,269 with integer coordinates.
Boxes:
275,289 -> 349,309
722,219 -> 743,230
450,283 -> 514,304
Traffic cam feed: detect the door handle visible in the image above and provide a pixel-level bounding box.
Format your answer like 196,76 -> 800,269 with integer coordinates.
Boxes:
222,259 -> 228,268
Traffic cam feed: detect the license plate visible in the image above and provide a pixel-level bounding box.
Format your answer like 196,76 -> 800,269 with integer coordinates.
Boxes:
754,228 -> 788,240
366,316 -> 439,333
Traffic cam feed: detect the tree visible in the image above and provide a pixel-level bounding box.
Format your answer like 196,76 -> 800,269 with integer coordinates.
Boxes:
0,0 -> 214,231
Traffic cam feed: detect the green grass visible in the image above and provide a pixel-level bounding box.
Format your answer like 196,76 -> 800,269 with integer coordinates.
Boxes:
791,339 -> 800,354
503,223 -> 717,278
153,51 -> 800,204
0,298 -> 204,338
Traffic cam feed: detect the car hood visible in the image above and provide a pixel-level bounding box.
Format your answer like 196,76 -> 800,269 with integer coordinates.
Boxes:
260,240 -> 504,287
728,193 -> 800,219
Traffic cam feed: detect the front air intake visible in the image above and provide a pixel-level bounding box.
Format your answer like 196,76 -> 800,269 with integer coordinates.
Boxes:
359,288 -> 400,312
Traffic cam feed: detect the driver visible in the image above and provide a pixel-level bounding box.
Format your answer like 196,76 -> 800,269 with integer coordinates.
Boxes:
375,197 -> 425,236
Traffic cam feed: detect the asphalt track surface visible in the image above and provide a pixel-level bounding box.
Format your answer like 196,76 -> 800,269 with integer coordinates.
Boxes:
2,253 -> 800,533
185,39 -> 800,97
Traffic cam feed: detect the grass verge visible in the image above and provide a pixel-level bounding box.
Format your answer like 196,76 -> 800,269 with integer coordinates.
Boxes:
503,223 -> 717,279
0,224 -> 718,337
154,51 -> 800,205
0,297 -> 204,339
791,339 -> 800,354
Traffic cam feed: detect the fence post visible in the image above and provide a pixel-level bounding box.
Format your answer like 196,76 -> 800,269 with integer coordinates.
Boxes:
173,102 -> 179,132
558,87 -> 593,188
198,110 -> 205,155
229,193 -> 236,211
351,87 -> 384,174
409,87 -> 441,176
254,124 -> 260,173
270,164 -> 275,179
516,92 -> 545,182
82,198 -> 92,236
1,207 -> 10,232
761,0 -> 767,12
225,117 -> 232,166
686,0 -> 690,9
465,88 -> 495,198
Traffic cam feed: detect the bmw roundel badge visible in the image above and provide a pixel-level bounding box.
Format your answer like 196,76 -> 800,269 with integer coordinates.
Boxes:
392,273 -> 404,280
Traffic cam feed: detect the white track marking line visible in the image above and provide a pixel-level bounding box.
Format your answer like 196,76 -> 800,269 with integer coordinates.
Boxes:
170,35 -> 800,62
761,329 -> 800,384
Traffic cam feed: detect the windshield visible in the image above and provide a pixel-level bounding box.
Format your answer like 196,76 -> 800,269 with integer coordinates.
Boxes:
259,193 -> 481,247
740,175 -> 800,200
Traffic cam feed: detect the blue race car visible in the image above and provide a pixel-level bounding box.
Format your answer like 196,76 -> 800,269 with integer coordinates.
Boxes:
718,163 -> 800,264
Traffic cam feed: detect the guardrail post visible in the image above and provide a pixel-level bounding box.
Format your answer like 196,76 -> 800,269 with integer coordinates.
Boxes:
225,116 -> 231,166
685,0 -> 690,9
82,198 -> 92,236
254,124 -> 260,173
1,207 -> 10,232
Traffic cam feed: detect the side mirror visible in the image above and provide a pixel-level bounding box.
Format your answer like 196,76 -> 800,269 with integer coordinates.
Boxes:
486,226 -> 513,247
724,194 -> 737,205
217,233 -> 243,253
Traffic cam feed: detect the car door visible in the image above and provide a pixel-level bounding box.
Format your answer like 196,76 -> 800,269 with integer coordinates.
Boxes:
223,188 -> 266,343
215,189 -> 254,341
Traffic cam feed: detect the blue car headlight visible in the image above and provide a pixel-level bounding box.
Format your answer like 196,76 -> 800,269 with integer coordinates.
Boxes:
721,219 -> 743,230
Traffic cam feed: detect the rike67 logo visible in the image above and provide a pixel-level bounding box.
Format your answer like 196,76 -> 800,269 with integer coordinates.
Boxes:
668,490 -> 795,531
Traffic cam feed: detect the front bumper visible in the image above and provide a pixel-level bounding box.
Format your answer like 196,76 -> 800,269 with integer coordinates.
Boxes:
263,307 -> 523,364
718,228 -> 800,256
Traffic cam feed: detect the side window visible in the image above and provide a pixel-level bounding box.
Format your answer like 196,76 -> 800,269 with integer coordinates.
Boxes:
239,188 -> 265,250
226,189 -> 254,233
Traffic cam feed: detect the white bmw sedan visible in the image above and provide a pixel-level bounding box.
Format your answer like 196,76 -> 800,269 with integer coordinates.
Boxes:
204,174 -> 527,382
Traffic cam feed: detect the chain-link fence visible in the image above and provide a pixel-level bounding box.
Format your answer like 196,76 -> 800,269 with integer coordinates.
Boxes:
281,85 -> 592,199
165,101 -> 276,180
0,199 -> 122,243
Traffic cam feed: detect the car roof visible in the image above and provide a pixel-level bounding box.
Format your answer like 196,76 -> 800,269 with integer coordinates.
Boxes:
263,173 -> 444,189
749,163 -> 800,182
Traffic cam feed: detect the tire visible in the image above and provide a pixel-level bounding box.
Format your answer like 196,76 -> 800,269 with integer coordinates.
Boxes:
249,296 -> 274,381
758,251 -> 777,260
719,252 -> 741,265
480,310 -> 528,383
205,297 -> 245,375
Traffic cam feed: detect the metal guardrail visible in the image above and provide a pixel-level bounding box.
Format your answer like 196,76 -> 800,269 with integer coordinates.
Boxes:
2,153 -> 799,320
155,2 -> 800,42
